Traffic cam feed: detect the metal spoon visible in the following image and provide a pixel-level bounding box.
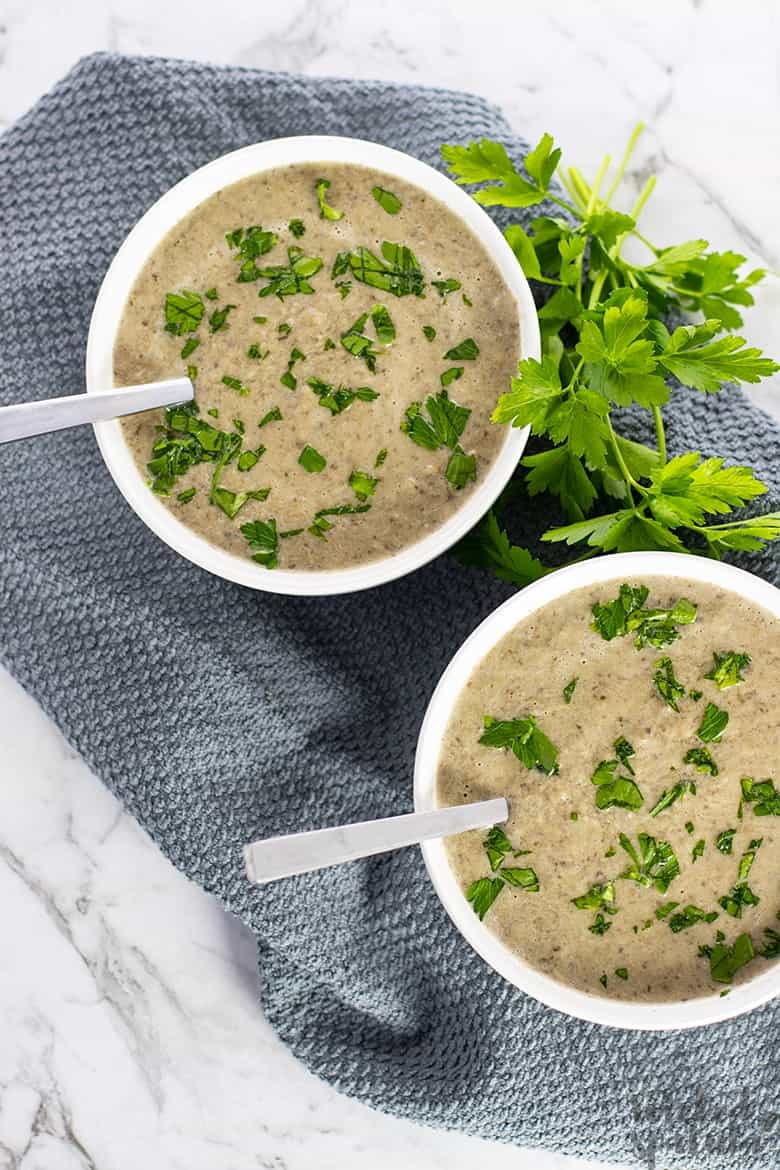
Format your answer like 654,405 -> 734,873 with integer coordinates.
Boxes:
0,377 -> 194,444
244,797 -> 508,885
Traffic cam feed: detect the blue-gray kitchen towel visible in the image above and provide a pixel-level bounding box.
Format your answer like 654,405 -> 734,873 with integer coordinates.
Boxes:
0,53 -> 778,1170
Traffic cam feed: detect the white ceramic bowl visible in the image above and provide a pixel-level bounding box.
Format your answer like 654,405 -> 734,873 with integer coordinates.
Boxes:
86,136 -> 539,596
414,551 -> 780,1030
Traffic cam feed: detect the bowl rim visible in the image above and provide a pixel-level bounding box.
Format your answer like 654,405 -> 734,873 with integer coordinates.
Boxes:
414,550 -> 780,1031
85,134 -> 539,596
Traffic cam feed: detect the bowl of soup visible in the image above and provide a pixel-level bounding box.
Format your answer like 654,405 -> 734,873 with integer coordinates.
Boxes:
414,551 -> 780,1030
86,136 -> 539,595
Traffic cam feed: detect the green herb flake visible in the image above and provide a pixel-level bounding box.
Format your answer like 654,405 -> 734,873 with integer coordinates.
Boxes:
590,758 -> 644,812
445,446 -> 478,490
563,677 -> 578,704
204,287 -> 218,301
207,408 -> 218,419
443,338 -> 479,361
180,336 -> 200,360
716,828 -> 736,854
349,469 -> 379,502
654,656 -> 686,711
431,277 -> 461,299
370,303 -> 396,345
240,518 -> 278,569
704,932 -> 755,984
323,337 -> 336,350
692,839 -> 705,862
501,866 -> 540,892
572,882 -> 616,913
441,366 -> 464,388
705,650 -> 751,689
211,485 -> 270,520
209,303 -> 237,333
697,702 -> 729,743
669,905 -> 719,933
599,973 -> 608,989
618,831 -> 680,893
689,689 -> 703,701
257,247 -> 323,299
591,585 -> 697,649
299,445 -> 327,474
176,487 -> 196,503
307,376 -> 379,416
655,901 -> 680,920
422,325 -> 436,342
288,218 -> 305,238
649,780 -> 695,818
684,747 -> 719,776
466,876 -> 504,920
371,185 -> 402,215
719,837 -> 763,918
247,344 -> 270,360
740,776 -> 780,816
315,177 -> 343,222
341,312 -> 379,372
164,290 -> 204,336
615,967 -> 629,980
226,225 -> 278,282
278,322 -> 292,336
222,375 -> 250,397
336,281 -> 353,299
253,316 -> 268,325
402,389 -> 471,452
333,242 -> 424,297
237,447 -> 265,473
570,811 -> 579,822
479,714 -> 559,775
589,913 -> 611,935
685,821 -> 695,834
374,448 -> 388,468
258,406 -> 283,428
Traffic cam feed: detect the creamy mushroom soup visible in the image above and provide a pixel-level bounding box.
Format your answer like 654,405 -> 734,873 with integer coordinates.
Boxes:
114,162 -> 520,571
437,578 -> 780,1001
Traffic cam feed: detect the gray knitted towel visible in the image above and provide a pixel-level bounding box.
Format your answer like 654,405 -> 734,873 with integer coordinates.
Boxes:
1,53 -> 778,1170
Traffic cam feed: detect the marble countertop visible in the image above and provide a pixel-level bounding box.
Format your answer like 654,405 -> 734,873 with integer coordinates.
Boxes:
1,2 -> 778,1168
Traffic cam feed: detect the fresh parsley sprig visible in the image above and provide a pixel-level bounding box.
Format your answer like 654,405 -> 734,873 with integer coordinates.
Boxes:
442,126 -> 779,583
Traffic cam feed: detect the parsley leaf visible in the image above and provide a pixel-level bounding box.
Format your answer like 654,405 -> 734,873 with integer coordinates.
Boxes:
299,445 -> 327,474
466,877 -> 504,920
618,831 -> 680,893
164,290 -> 204,335
341,313 -> 379,372
563,677 -> 578,704
348,469 -> 378,502
654,657 -> 685,711
649,780 -> 696,818
332,242 -> 424,297
740,777 -> 780,816
315,178 -> 343,221
716,828 -> 736,854
401,389 -> 470,451
572,881 -> 616,912
222,375 -> 249,397
697,702 -> 729,743
445,447 -> 477,490
703,932 -> 755,984
443,338 -> 479,361
705,651 -> 751,689
422,325 -> 436,341
371,186 -> 402,214
442,133 -> 561,208
258,406 -> 282,428
225,225 -> 278,282
240,518 -> 278,568
431,278 -> 461,299
669,905 -> 719,933
590,584 -> 697,648
257,247 -> 323,299
288,218 -> 305,238
590,758 -> 644,811
684,748 -> 718,776
501,866 -> 540,891
455,511 -> 547,588
479,714 -> 559,775
307,376 -> 379,416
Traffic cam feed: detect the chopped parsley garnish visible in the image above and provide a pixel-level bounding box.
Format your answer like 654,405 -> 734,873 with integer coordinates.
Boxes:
572,882 -> 616,912
371,185 -> 402,214
589,913 -> 611,935
341,312 -> 380,372
306,504 -> 371,540
209,303 -> 237,332
247,344 -> 269,360
146,402 -> 241,496
462,293 -> 473,307
700,932 -> 755,984
431,277 -> 461,298
599,973 -> 608,989
563,677 -> 578,704
280,528 -> 304,539
683,747 -> 719,776
237,447 -> 265,473
441,367 -> 464,388
257,246 -> 323,299
697,701 -> 729,743
466,877 -> 504,920
740,776 -> 780,815
613,737 -> 635,774
225,225 -> 278,282
240,518 -> 278,569
212,485 -> 270,520
288,218 -> 305,238
280,346 -> 306,390
222,374 -> 249,397
315,177 -> 343,221
207,408 -> 218,418
761,928 -> 780,958
402,388 -> 471,451
445,447 -> 477,490
482,825 -> 516,871
655,901 -> 679,920
349,469 -> 378,502
307,376 -> 379,415
443,337 -> 479,361
323,337 -> 336,350
615,967 -> 629,980
618,832 -> 680,892
336,281 -> 352,298
649,779 -> 695,817
719,838 -> 762,917
299,445 -> 327,474
716,828 -> 736,854
374,448 -> 388,468
692,839 -> 705,862
253,316 -> 268,324
180,336 -> 200,360
422,325 -> 436,342
479,714 -> 559,775
371,303 -> 396,345
685,821 -> 695,834
164,290 -> 204,335
278,322 -> 292,336
669,905 -> 719,933
570,811 -> 579,822
591,584 -> 697,648
187,365 -> 198,381
654,657 -> 685,711
590,757 -> 643,812
689,689 -> 703,701
176,487 -> 196,503
258,406 -> 283,428
204,287 -> 218,300
501,866 -> 540,891
705,650 -> 751,689
332,241 -> 424,297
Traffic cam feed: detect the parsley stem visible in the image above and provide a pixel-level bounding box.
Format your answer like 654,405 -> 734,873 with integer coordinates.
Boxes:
629,175 -> 656,224
587,156 -> 610,213
587,271 -> 608,310
607,415 -> 643,495
652,405 -> 667,464
603,122 -> 644,205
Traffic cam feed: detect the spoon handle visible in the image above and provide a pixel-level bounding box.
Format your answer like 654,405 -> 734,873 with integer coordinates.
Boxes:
0,377 -> 194,444
244,797 -> 509,885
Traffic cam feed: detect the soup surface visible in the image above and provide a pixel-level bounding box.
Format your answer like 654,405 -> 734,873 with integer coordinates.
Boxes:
437,577 -> 780,1002
114,162 -> 519,571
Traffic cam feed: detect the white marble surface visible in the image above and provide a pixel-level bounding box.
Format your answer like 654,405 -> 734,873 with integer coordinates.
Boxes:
0,2 -> 779,1167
